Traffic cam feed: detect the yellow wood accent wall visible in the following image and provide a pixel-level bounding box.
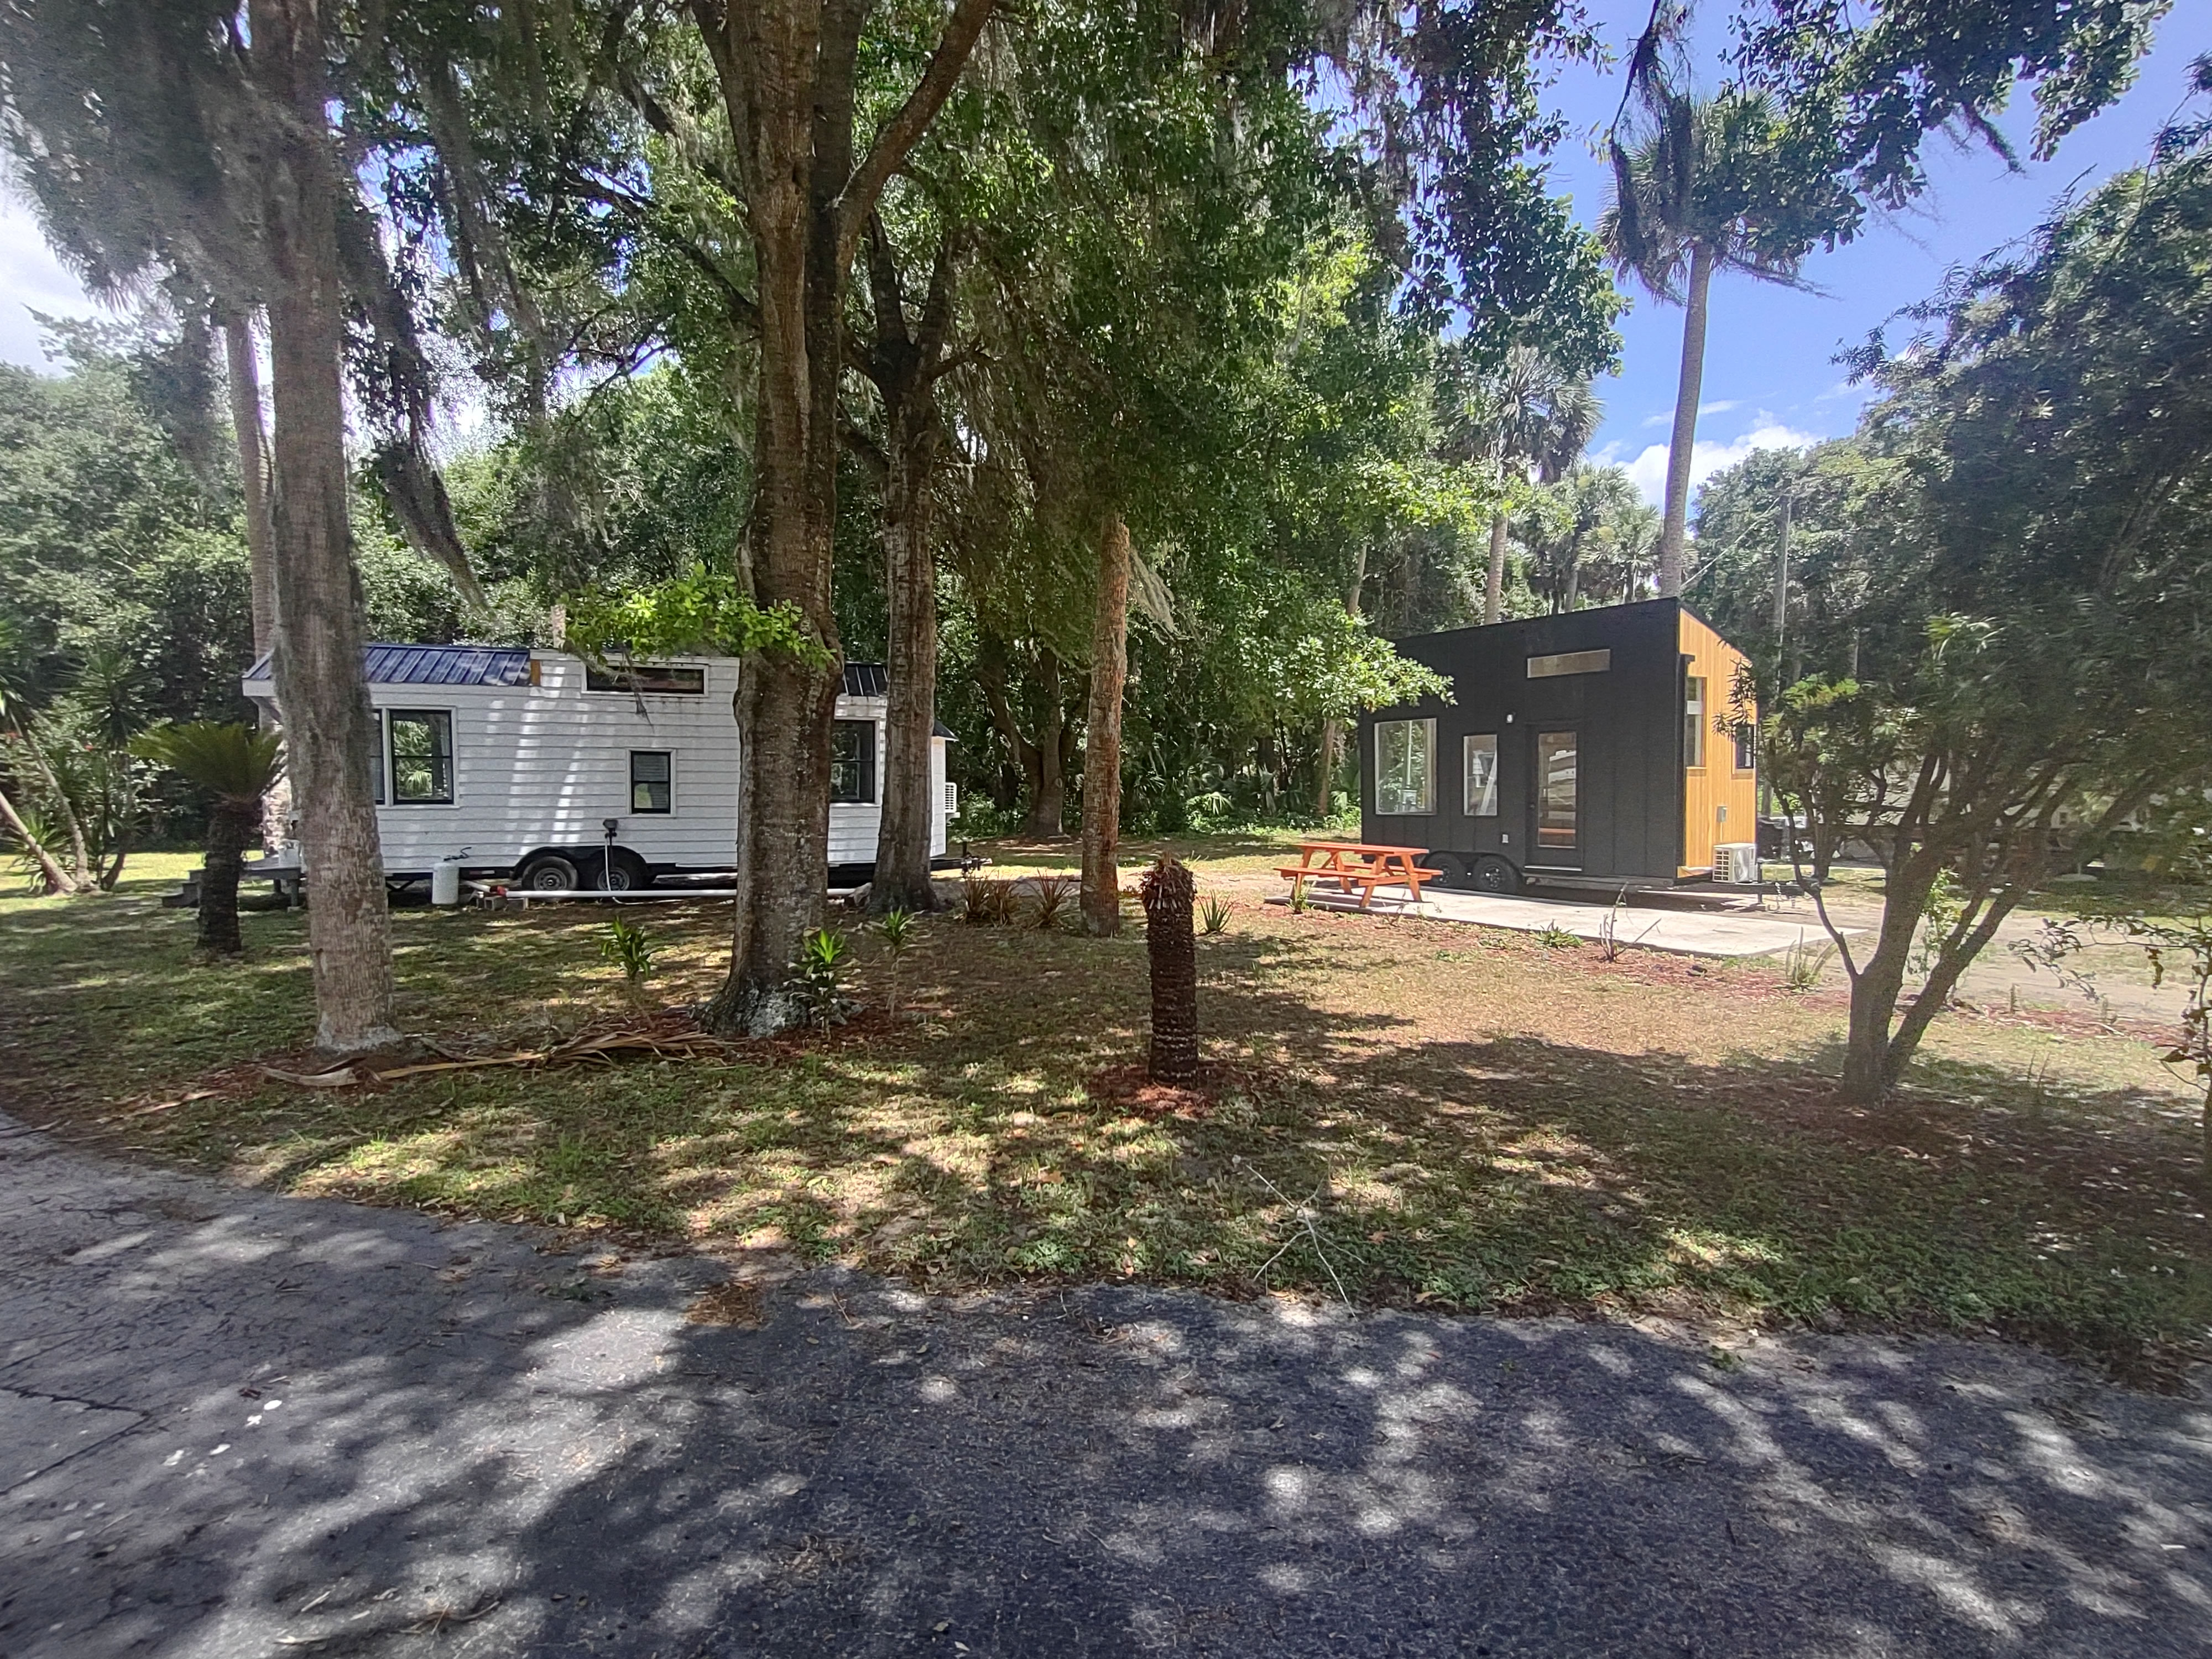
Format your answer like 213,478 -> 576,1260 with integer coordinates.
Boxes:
1678,608 -> 1760,878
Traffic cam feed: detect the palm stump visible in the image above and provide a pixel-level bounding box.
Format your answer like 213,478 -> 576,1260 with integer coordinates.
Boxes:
1140,855 -> 1200,1083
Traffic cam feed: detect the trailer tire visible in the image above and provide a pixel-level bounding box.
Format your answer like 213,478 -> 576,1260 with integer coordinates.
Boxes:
1425,853 -> 1473,890
1470,855 -> 1520,895
593,850 -> 652,893
518,854 -> 580,892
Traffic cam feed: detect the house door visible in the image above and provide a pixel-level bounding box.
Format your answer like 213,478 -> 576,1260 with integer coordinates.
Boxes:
1532,729 -> 1579,867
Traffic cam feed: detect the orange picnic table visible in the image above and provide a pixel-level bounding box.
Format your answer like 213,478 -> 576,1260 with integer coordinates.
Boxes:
1277,841 -> 1441,910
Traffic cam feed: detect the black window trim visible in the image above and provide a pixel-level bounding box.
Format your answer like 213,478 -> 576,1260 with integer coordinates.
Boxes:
630,749 -> 674,815
830,718 -> 878,806
387,708 -> 456,806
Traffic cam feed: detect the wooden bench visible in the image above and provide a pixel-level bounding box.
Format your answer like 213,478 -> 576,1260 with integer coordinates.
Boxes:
1279,841 -> 1442,910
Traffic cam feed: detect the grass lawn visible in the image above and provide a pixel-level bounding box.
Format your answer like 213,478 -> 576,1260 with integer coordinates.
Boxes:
3,839 -> 2206,1383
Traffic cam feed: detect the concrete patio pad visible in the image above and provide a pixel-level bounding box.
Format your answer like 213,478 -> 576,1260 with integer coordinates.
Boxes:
1273,885 -> 1863,959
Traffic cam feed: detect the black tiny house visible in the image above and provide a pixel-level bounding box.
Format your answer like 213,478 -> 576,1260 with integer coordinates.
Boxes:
1357,598 -> 1757,893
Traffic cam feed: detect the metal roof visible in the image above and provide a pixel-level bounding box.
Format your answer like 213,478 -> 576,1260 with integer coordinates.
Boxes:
243,644 -> 535,687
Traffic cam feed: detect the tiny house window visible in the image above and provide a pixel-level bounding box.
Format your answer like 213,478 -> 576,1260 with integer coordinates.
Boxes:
388,711 -> 454,805
830,719 -> 877,805
1733,723 -> 1757,771
630,751 -> 672,813
1463,734 -> 1499,816
370,710 -> 385,805
1536,732 -> 1578,850
585,662 -> 707,695
1374,718 -> 1434,815
1684,677 -> 1707,768
1527,649 -> 1610,678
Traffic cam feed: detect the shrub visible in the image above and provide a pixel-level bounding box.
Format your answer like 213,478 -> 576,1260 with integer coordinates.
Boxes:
1027,873 -> 1074,930
601,917 -> 657,993
791,927 -> 851,1026
962,875 -> 1015,925
1198,894 -> 1233,936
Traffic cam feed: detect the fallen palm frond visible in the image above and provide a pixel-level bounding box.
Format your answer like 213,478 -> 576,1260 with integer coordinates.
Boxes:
261,1027 -> 730,1090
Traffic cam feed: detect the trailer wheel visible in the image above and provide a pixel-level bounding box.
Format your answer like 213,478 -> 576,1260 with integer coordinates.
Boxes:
1470,855 -> 1520,895
1425,853 -> 1472,890
593,850 -> 652,892
518,854 -> 579,892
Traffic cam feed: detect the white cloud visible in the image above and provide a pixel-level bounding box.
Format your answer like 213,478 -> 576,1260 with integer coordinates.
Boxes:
1619,420 -> 1819,507
1696,399 -> 1739,416
0,198 -> 101,369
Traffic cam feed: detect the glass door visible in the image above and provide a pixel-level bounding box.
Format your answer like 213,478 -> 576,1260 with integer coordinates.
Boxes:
1533,731 -> 1579,863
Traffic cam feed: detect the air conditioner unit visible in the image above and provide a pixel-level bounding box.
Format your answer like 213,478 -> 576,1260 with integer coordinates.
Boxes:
1715,842 -> 1760,885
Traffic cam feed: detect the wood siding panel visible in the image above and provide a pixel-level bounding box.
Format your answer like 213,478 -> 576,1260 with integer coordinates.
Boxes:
1677,609 -> 1759,878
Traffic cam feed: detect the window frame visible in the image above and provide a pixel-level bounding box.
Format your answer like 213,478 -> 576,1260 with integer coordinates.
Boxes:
1684,676 -> 1707,769
629,750 -> 674,815
1732,722 -> 1757,773
1526,648 -> 1611,679
386,708 -> 456,806
1535,729 -> 1579,853
1373,717 -> 1436,816
584,661 -> 708,696
1463,732 -> 1499,817
830,718 -> 878,806
370,708 -> 385,805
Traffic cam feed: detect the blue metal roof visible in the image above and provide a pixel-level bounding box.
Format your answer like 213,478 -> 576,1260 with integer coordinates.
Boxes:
244,644 -> 534,687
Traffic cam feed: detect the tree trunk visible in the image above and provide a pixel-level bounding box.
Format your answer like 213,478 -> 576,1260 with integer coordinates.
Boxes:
1657,239 -> 1715,596
1483,509 -> 1509,624
693,0 -> 992,1031
197,804 -> 249,954
251,0 -> 399,1056
1080,512 -> 1131,936
1563,552 -> 1580,612
223,315 -> 278,658
1837,849 -> 1942,1104
1314,717 -> 1340,818
871,403 -> 942,913
0,783 -> 79,895
1030,650 -> 1067,837
1140,854 -> 1199,1083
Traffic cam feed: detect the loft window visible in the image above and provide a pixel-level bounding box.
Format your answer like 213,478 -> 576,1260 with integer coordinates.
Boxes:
830,719 -> 877,805
1684,676 -> 1707,768
1733,723 -> 1757,772
1527,649 -> 1610,678
388,710 -> 454,805
586,662 -> 707,695
1463,733 -> 1499,817
1374,718 -> 1434,815
630,751 -> 672,814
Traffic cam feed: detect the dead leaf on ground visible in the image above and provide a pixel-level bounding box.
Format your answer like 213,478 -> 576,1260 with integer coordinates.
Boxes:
686,1280 -> 766,1328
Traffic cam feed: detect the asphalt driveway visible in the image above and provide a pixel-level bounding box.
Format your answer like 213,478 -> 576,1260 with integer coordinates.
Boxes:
3,1112 -> 2207,1658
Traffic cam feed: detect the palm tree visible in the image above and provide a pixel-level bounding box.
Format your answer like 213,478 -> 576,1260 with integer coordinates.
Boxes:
1454,347 -> 1602,624
131,723 -> 283,955
1600,9 -> 1831,596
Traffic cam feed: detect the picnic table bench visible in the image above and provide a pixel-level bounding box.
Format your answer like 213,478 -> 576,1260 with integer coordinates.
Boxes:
1277,841 -> 1442,910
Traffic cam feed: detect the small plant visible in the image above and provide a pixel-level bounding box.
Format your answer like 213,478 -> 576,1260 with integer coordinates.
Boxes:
791,927 -> 851,1026
601,916 -> 657,995
1535,922 -> 1581,950
962,875 -> 1015,925
1198,893 -> 1233,936
874,906 -> 917,1018
1027,873 -> 1074,930
1287,881 -> 1310,915
1594,890 -> 1657,962
1782,936 -> 1836,991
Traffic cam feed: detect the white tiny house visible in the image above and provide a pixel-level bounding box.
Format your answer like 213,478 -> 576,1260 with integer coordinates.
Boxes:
241,646 -> 952,890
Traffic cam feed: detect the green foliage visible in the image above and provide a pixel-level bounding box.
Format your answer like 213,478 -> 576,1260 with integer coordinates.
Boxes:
790,928 -> 851,1027
565,565 -> 830,671
599,917 -> 657,989
1535,923 -> 1582,951
128,721 -> 280,806
1198,894 -> 1233,936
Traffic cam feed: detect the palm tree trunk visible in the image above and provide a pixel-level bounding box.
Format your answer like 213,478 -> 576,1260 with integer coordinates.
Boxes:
251,0 -> 399,1055
0,783 -> 79,895
1141,855 -> 1199,1082
1079,512 -> 1131,936
1483,509 -> 1510,624
198,804 -> 249,954
1657,240 -> 1715,596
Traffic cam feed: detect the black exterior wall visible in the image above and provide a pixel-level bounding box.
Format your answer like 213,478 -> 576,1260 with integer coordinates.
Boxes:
1358,598 -> 1689,887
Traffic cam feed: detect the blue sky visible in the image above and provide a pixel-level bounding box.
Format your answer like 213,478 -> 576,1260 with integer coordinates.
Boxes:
1542,1 -> 2206,502
0,5 -> 2199,502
